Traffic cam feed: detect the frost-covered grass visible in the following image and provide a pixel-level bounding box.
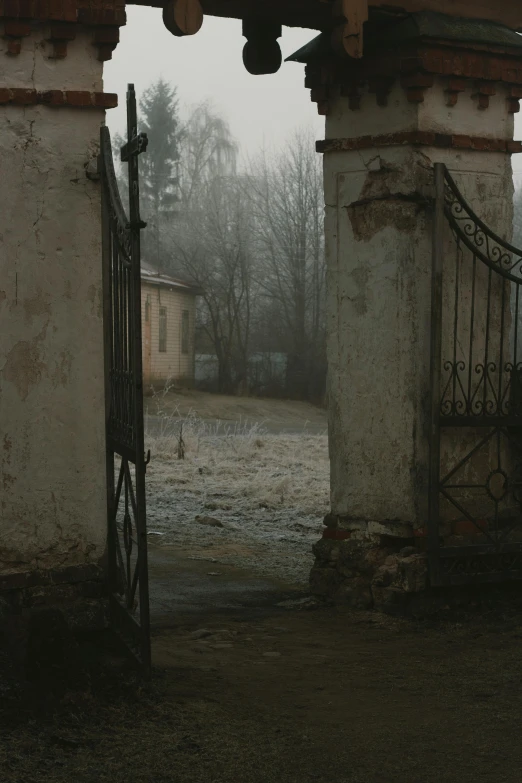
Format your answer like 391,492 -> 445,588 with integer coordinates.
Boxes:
144,412 -> 330,584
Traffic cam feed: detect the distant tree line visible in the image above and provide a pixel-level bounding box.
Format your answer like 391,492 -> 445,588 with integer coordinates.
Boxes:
117,78 -> 326,402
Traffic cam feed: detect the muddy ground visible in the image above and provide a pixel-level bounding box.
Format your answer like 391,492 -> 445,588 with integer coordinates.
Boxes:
2,592 -> 522,783
3,394 -> 522,781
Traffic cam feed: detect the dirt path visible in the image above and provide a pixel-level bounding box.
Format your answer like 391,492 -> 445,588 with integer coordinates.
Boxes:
3,601 -> 522,783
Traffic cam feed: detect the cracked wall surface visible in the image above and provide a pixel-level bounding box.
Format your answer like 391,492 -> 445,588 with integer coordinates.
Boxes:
324,81 -> 514,532
0,29 -> 106,574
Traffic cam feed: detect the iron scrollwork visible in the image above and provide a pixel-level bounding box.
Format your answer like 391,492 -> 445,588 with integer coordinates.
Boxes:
429,163 -> 522,587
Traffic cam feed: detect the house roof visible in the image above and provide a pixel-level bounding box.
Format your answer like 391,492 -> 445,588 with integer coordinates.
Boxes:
141,261 -> 202,295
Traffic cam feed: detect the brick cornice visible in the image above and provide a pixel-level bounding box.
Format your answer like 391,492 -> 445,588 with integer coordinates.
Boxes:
0,0 -> 125,24
306,40 -> 522,115
0,87 -> 117,107
317,132 -> 522,155
1,0 -> 125,60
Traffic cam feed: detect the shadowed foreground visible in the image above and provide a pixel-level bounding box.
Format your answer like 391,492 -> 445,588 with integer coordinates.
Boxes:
2,602 -> 522,783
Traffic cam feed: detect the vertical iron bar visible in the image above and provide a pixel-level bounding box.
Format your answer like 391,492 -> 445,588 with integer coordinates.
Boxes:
101,137 -> 117,598
484,267 -> 492,415
125,470 -> 131,604
126,83 -> 151,678
498,277 -> 506,415
428,163 -> 445,583
122,256 -> 128,440
515,284 -> 520,368
114,238 -> 122,437
452,236 -> 460,414
468,255 -> 476,414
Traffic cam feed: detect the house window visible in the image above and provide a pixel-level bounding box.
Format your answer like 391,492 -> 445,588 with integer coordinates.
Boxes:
159,307 -> 167,352
181,310 -> 190,355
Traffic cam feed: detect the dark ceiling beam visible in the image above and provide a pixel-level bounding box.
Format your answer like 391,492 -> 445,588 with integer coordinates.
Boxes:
128,0 -> 331,29
127,1 -> 522,32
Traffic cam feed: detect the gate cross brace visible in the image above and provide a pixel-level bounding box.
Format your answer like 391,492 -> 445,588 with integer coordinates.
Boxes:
120,131 -> 148,162
120,130 -> 148,229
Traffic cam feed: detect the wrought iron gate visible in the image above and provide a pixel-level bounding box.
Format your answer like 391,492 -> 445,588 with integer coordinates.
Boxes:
428,163 -> 522,586
100,84 -> 151,673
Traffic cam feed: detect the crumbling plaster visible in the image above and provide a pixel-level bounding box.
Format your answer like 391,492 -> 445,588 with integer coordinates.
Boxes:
0,29 -> 106,573
324,83 -> 514,532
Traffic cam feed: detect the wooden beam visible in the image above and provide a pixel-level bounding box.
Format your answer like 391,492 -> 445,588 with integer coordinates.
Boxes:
163,0 -> 204,36
129,0 -> 522,33
331,0 -> 368,59
130,0 -> 331,28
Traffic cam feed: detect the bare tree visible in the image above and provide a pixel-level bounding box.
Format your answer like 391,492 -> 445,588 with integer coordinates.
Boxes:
164,104 -> 252,393
179,101 -> 238,208
157,101 -> 325,401
247,130 -> 326,400
170,175 -> 254,393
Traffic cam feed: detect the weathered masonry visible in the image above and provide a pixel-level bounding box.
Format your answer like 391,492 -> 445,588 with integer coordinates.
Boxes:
2,0 -> 522,635
0,2 -> 119,626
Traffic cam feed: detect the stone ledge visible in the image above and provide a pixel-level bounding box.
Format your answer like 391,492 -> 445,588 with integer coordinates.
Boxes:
0,562 -> 104,591
317,133 -> 522,154
0,87 -> 117,107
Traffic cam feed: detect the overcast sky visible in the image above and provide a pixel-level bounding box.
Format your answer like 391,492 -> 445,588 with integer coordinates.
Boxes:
104,7 -> 522,175
104,8 -> 323,161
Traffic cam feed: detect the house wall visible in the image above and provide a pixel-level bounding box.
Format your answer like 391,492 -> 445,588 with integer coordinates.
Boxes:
141,283 -> 196,386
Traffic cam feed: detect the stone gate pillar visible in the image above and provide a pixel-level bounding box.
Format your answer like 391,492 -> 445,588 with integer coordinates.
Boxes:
0,4 -> 123,624
292,13 -> 522,608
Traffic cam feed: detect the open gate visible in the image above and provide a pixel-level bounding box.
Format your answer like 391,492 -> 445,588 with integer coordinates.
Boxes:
100,84 -> 151,674
428,163 -> 522,586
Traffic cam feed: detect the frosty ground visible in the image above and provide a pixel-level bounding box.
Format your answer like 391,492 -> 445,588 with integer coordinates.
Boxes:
144,392 -> 329,587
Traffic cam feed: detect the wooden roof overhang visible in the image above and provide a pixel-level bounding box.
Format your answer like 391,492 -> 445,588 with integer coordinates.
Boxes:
2,1 -> 520,67
130,1 -> 522,32
127,0 -> 522,72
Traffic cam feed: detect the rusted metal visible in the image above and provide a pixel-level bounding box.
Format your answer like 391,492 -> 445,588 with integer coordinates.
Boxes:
100,84 -> 151,676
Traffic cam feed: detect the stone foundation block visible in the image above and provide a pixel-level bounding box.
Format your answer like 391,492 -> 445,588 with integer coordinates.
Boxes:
311,533 -> 430,613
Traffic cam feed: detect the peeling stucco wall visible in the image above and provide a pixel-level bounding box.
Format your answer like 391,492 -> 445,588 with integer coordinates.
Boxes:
324,81 -> 514,532
0,29 -> 106,574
